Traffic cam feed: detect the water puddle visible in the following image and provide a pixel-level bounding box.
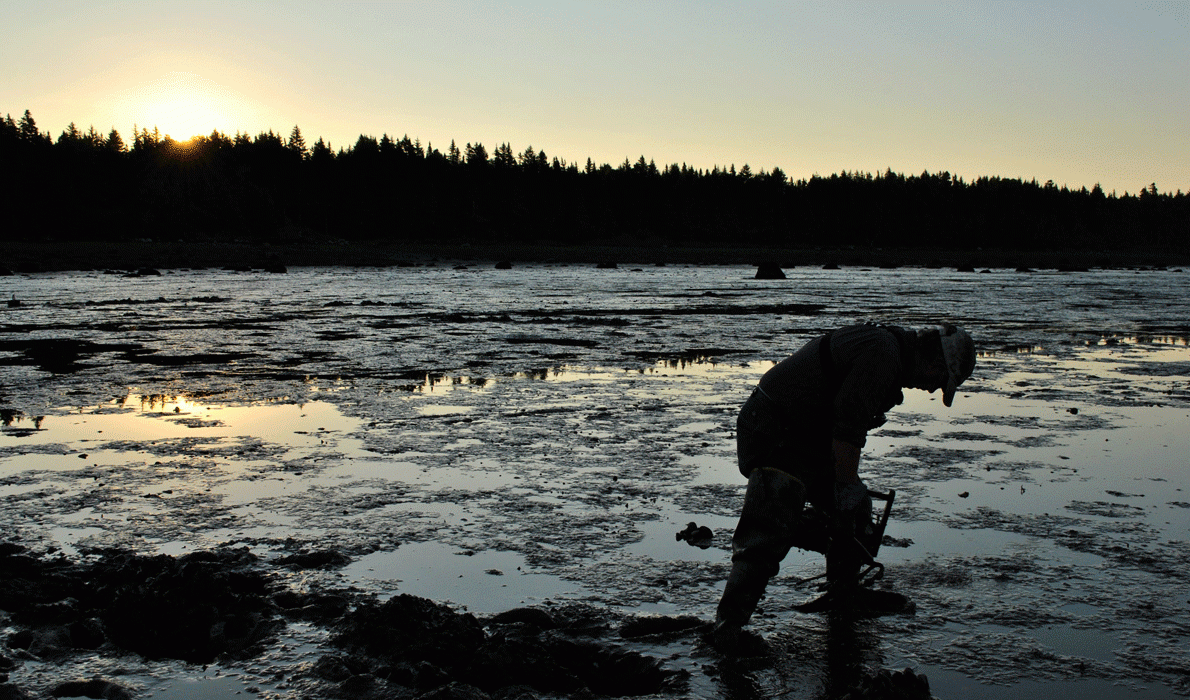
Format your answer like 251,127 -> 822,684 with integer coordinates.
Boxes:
343,541 -> 578,613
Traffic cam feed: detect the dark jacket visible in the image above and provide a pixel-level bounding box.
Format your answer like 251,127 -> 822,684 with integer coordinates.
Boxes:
755,323 -> 917,450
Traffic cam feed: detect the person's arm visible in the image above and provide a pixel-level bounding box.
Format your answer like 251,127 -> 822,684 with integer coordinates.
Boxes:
832,438 -> 868,517
832,438 -> 861,484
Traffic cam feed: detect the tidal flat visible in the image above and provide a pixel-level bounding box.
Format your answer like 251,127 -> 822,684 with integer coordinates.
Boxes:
1,262 -> 1188,699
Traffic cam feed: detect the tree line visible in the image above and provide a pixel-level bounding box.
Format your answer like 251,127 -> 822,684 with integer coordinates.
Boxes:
2,109 -> 1187,255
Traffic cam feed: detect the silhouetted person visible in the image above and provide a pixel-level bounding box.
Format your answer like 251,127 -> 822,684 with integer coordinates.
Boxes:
713,323 -> 976,652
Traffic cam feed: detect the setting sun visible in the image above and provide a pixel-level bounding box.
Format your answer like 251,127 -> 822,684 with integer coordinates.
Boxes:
100,71 -> 257,140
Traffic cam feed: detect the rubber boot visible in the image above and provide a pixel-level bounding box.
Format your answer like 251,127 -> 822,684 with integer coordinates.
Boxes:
715,560 -> 776,629
714,467 -> 806,649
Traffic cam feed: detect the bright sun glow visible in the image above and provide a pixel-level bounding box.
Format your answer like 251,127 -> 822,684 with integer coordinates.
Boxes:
101,72 -> 259,140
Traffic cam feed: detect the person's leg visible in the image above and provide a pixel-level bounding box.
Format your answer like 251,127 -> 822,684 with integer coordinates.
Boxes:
716,466 -> 807,630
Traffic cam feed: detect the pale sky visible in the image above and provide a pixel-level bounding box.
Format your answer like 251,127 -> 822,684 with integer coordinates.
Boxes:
4,1 -> 1188,195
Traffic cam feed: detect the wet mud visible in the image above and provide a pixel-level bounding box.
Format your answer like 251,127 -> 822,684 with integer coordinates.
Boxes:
1,264 -> 1189,698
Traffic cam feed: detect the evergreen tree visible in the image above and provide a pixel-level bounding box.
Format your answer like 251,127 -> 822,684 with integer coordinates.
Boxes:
518,145 -> 537,168
402,135 -> 423,158
57,122 -> 82,145
493,142 -> 516,168
0,114 -> 19,145
287,125 -> 308,159
352,134 -> 380,156
310,137 -> 333,163
465,142 -> 488,166
18,110 -> 42,142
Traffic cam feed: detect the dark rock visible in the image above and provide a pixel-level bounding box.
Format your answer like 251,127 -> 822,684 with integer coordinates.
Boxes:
15,597 -> 81,626
468,629 -> 582,693
272,590 -> 350,622
0,684 -> 33,700
416,682 -> 491,700
332,594 -> 486,668
839,667 -> 931,700
488,607 -> 556,629
472,630 -> 680,696
385,659 -> 451,691
595,262 -> 617,269
823,262 -> 840,270
275,549 -> 352,570
48,678 -> 133,700
619,615 -> 706,639
134,268 -> 161,277
90,548 -> 278,664
67,619 -> 105,650
325,596 -> 685,697
333,673 -> 380,699
7,625 -> 77,660
494,261 -> 513,270
581,647 -> 676,696
311,655 -> 356,683
489,687 -> 540,700
754,263 -> 786,280
675,522 -> 714,548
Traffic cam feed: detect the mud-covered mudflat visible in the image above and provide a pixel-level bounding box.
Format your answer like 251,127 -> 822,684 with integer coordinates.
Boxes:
1,263 -> 1188,699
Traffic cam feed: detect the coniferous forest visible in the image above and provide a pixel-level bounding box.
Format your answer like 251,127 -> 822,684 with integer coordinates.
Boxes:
2,109 -> 1187,259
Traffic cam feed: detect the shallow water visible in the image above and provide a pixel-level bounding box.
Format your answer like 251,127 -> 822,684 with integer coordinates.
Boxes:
2,263 -> 1189,698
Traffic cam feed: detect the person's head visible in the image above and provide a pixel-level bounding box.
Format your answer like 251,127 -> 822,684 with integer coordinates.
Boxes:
912,324 -> 975,406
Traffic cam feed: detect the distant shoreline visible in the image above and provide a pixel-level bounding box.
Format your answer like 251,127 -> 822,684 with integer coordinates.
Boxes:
2,240 -> 1187,273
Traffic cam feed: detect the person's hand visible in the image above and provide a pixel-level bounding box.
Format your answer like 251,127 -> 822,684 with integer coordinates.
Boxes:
834,481 -> 869,514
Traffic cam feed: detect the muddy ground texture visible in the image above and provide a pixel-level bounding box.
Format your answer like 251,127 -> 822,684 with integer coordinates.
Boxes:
0,542 -> 695,700
0,540 -> 934,700
1,263 -> 1188,699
